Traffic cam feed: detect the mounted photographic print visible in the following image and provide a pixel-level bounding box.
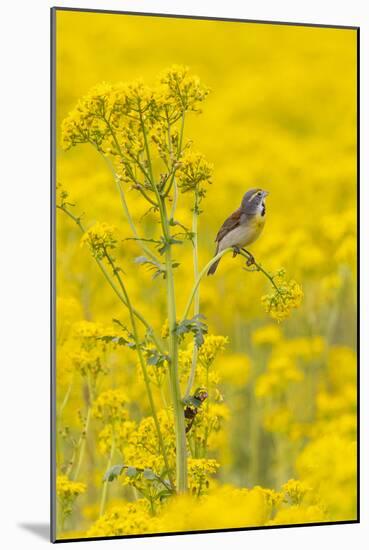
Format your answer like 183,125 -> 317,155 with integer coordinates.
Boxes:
51,7 -> 359,542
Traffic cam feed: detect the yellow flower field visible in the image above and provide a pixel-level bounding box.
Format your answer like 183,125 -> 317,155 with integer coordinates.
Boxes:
54,9 -> 357,540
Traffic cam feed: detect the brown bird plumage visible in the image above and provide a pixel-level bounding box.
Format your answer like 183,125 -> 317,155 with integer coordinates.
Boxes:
207,189 -> 268,275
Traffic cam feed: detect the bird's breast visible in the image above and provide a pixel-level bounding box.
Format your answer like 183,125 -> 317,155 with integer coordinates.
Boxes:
218,215 -> 266,250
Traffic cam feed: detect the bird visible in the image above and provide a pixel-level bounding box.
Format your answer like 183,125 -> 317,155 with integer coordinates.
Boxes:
207,188 -> 269,275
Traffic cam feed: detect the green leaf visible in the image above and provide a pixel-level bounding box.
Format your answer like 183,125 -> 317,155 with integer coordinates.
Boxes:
98,334 -> 136,349
103,464 -> 125,482
144,347 -> 170,367
134,255 -> 167,280
126,466 -> 138,478
174,314 -> 208,348
143,468 -> 157,481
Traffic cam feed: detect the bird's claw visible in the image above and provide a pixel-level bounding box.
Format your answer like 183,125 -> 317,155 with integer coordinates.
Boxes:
232,246 -> 241,258
241,248 -> 255,266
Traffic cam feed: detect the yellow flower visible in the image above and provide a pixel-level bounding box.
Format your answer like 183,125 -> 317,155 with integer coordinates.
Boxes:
296,434 -> 357,521
80,222 -> 118,260
124,409 -> 176,475
188,458 -> 220,495
255,354 -> 303,399
157,486 -> 268,532
252,324 -> 282,347
281,479 -> 311,505
198,335 -> 228,368
72,320 -> 104,340
57,475 -> 87,526
86,500 -> 159,537
57,475 -> 86,499
217,353 -> 250,387
97,421 -> 137,456
176,151 -> 213,196
327,346 -> 357,390
70,348 -> 105,379
268,504 -> 326,525
92,389 -> 129,424
261,270 -> 303,322
158,64 -> 210,115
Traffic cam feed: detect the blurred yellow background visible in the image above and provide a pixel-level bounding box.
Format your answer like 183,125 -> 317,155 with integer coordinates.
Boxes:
55,10 -> 357,539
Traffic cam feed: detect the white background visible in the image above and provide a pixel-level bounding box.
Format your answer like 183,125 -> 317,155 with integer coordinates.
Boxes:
0,0 -> 367,548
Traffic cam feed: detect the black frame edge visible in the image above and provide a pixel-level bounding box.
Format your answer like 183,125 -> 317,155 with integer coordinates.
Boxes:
51,5 -> 359,30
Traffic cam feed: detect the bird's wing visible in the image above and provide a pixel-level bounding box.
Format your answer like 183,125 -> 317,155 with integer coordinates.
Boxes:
215,208 -> 242,243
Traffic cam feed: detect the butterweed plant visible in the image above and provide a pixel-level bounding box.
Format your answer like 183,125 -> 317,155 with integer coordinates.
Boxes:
57,66 -> 303,518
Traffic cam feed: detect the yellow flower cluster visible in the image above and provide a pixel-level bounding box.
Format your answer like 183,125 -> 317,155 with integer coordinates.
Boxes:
255,354 -> 303,399
86,500 -> 158,537
80,222 -> 118,260
158,64 -> 210,115
198,335 -> 228,368
188,458 -> 219,495
61,65 -> 210,194
57,475 -> 87,500
56,11 -> 357,538
176,151 -> 213,196
57,475 -> 87,528
217,353 -> 250,387
281,479 -> 311,505
70,348 -> 103,379
124,409 -> 176,474
261,270 -> 304,322
252,323 -> 282,347
61,81 -> 120,151
156,486 -> 268,532
92,389 -> 129,424
97,421 -> 137,456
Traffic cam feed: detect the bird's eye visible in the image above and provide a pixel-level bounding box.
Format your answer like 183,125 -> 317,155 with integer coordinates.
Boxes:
257,191 -> 262,196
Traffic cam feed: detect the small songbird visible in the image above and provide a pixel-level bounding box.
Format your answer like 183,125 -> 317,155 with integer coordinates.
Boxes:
207,188 -> 269,275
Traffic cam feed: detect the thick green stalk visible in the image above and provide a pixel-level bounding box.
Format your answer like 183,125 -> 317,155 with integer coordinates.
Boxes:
181,248 -> 233,322
104,250 -> 175,491
139,109 -> 188,492
163,208 -> 188,493
185,199 -> 200,398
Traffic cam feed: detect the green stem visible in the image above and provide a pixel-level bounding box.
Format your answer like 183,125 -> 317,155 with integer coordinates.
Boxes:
167,113 -> 185,219
58,376 -> 74,418
102,155 -> 158,262
181,248 -> 233,322
185,198 -> 200,398
239,250 -> 280,293
170,182 -> 178,221
57,204 -> 164,354
72,406 -> 92,480
100,431 -> 116,517
181,247 -> 279,325
104,250 -> 175,491
163,215 -> 188,493
138,107 -> 188,493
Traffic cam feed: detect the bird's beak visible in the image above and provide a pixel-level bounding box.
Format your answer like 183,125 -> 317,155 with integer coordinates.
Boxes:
263,191 -> 269,198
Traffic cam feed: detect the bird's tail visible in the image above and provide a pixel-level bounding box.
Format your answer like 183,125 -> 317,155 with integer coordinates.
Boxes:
207,257 -> 220,275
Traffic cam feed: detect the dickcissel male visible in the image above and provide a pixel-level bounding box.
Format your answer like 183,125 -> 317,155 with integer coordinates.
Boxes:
207,188 -> 269,275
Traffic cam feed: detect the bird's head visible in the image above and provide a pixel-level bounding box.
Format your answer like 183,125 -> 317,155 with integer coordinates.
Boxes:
241,188 -> 269,215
